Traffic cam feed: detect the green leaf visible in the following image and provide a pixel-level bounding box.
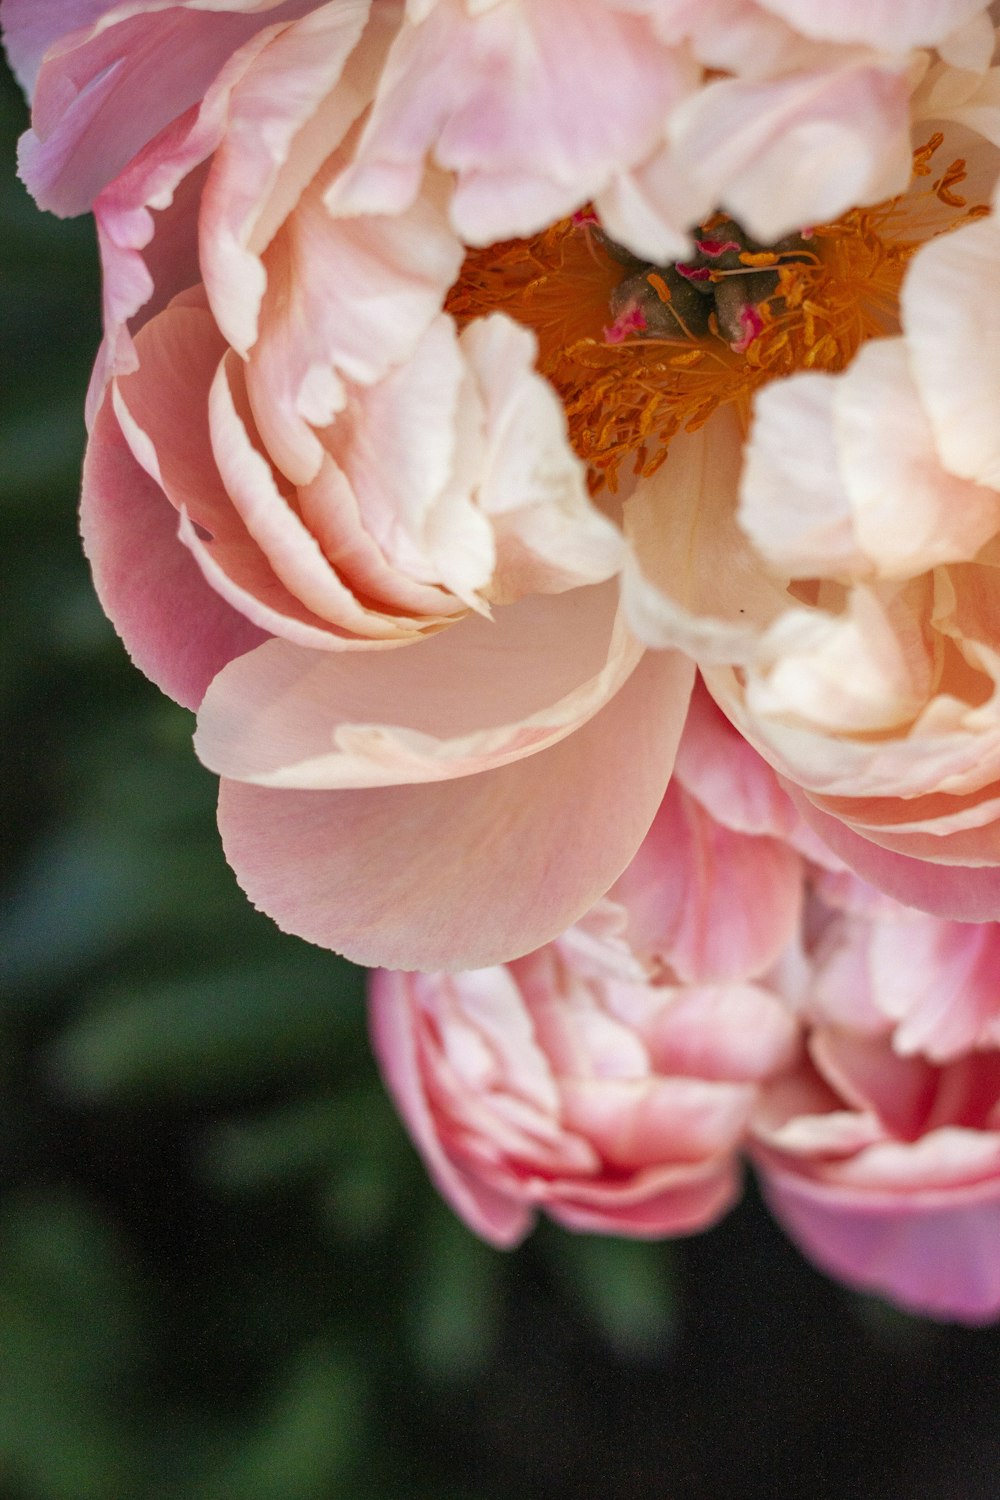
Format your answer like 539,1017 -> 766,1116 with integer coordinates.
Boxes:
0,821 -> 170,997
0,1191 -> 145,1500
539,1226 -> 679,1358
409,1200 -> 507,1382
49,956 -> 366,1100
202,1089 -> 393,1192
320,1154 -> 400,1242
193,1342 -> 364,1500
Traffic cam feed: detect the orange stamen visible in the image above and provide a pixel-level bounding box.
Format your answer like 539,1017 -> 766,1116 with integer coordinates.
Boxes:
445,136 -> 986,491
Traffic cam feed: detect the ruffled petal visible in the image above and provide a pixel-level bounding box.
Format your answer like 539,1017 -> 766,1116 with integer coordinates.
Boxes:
609,780 -> 803,983
739,372 -> 868,580
787,789 -> 1000,920
623,410 -> 788,662
197,0 -> 378,355
216,647 -> 695,969
673,680 -> 799,840
542,1158 -> 739,1238
246,165 -> 462,484
19,0 -> 313,216
80,393 -> 265,710
753,0 -> 988,51
368,970 -> 532,1246
903,213 -> 1000,492
758,1150 -> 1000,1322
327,0 -> 692,242
195,581 -> 638,787
668,62 -> 913,242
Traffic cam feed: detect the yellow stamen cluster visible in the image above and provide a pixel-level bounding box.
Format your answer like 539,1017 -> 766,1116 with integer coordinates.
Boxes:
445,137 -> 987,491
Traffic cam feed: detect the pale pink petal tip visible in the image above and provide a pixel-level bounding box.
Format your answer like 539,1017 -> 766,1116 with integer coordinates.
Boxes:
761,1167 -> 1000,1324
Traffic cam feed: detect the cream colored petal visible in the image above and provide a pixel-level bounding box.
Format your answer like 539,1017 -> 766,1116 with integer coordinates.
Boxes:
903,213 -> 1000,490
460,315 -> 625,602
623,409 -> 788,661
834,339 -> 1000,575
744,586 -> 936,734
194,581 -> 642,787
739,373 -> 869,580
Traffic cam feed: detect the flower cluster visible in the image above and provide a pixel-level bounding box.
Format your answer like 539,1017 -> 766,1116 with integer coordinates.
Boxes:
373,686 -> 1000,1322
8,0 -> 1000,1314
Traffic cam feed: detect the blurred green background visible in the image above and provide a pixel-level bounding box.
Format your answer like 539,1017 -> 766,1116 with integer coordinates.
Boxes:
4,56 -> 1000,1500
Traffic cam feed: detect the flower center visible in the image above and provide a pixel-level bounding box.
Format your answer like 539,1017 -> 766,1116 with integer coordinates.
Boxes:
445,135 -> 987,492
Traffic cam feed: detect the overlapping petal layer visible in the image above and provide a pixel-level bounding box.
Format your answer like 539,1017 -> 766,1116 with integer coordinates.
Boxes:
13,0 -> 1000,976
369,709 -> 802,1239
751,869 -> 1000,1322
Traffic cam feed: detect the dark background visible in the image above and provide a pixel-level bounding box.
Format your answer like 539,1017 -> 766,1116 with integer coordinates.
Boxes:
3,57 -> 1000,1500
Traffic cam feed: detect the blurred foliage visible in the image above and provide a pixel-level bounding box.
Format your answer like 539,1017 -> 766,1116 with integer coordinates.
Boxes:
4,47 -> 1000,1500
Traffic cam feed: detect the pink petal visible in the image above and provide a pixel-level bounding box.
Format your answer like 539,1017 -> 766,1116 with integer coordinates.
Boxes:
739,371 -> 868,579
808,1030 -> 938,1140
3,0 -> 124,94
903,213 -> 1000,492
753,0 -> 988,50
246,165 -> 462,484
561,1075 -> 757,1166
80,394 -> 265,710
758,1154 -> 1000,1322
438,968 -> 561,1116
368,969 -> 531,1246
543,1157 -> 741,1238
196,0 -> 378,356
115,297 -> 409,649
645,983 -> 801,1083
788,788 -> 1000,921
318,313 -> 495,602
669,63 -> 912,242
869,916 -> 1000,1062
673,678 -> 798,839
623,411 -> 789,661
297,453 -> 460,620
112,303 -> 386,651
209,352 -> 429,640
459,316 -> 624,600
832,340 -> 1000,575
328,0 -> 691,242
20,2 -> 313,216
610,780 -> 803,984
194,581 -> 636,788
86,27 -> 278,419
216,648 -> 695,969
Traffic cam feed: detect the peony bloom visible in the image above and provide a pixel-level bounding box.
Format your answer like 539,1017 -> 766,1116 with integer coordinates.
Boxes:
369,688 -> 803,1243
8,0 -> 1000,967
751,874 -> 1000,1323
373,692 -> 1000,1320
370,948 -> 799,1244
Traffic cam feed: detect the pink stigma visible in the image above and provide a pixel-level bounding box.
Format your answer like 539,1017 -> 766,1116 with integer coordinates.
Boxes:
730,304 -> 764,353
603,303 -> 648,343
675,262 -> 712,282
695,237 -> 740,257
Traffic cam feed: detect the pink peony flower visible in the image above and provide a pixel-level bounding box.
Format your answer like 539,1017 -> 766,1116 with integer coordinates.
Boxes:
372,694 -> 1000,1320
369,690 -> 803,1243
8,0 -> 1000,969
752,875 -> 1000,1322
370,952 -> 799,1245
